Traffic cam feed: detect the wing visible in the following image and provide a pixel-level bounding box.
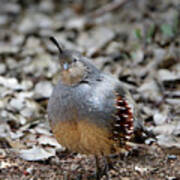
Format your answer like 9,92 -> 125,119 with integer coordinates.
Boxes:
111,82 -> 150,146
110,90 -> 134,149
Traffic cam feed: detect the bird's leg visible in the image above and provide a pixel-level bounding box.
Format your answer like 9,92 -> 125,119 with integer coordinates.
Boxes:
103,156 -> 113,180
95,155 -> 101,180
105,156 -> 114,170
95,156 -> 114,180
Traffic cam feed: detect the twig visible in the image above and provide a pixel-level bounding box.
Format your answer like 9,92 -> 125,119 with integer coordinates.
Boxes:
87,0 -> 132,18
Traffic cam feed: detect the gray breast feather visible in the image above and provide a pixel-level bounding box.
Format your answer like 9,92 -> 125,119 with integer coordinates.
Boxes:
48,74 -> 139,131
48,78 -> 117,129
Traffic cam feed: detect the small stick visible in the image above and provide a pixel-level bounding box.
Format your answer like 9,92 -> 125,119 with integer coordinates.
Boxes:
87,0 -> 132,18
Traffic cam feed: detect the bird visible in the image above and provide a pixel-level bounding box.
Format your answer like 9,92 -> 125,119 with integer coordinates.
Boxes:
47,36 -> 148,179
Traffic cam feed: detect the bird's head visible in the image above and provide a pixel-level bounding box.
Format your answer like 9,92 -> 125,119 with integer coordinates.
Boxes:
50,36 -> 90,86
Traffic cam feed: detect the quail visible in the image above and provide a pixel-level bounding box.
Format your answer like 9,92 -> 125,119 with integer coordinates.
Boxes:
48,37 -> 147,178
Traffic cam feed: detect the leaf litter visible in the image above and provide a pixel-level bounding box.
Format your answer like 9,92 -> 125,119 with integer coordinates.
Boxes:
0,0 -> 180,179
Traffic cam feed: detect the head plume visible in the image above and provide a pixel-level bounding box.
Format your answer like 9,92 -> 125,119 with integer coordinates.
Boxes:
49,36 -> 63,54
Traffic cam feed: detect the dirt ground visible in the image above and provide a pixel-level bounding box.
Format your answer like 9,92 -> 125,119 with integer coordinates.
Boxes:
0,144 -> 180,180
0,0 -> 180,179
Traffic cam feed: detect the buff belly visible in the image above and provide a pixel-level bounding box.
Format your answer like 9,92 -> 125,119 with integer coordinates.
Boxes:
51,120 -> 128,155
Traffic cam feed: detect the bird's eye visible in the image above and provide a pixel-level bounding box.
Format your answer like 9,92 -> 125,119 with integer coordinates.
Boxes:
73,58 -> 77,63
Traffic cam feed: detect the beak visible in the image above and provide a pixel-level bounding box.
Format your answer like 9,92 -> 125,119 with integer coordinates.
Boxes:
63,62 -> 69,70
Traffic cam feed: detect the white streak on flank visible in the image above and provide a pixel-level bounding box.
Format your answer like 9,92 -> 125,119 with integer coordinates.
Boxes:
126,129 -> 133,134
123,114 -> 128,118
125,136 -> 131,139
113,131 -> 119,134
129,126 -> 134,130
114,124 -> 120,127
117,106 -> 126,110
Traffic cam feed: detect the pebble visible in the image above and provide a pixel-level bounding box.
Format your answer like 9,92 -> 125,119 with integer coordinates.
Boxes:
0,63 -> 6,74
34,81 -> 53,98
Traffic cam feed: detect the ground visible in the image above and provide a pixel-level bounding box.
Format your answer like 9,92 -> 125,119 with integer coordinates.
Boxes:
0,145 -> 180,180
0,0 -> 180,179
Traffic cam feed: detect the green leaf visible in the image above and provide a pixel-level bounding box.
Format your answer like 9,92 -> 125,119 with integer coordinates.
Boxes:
146,24 -> 155,43
173,14 -> 179,34
161,24 -> 174,37
135,28 -> 142,40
